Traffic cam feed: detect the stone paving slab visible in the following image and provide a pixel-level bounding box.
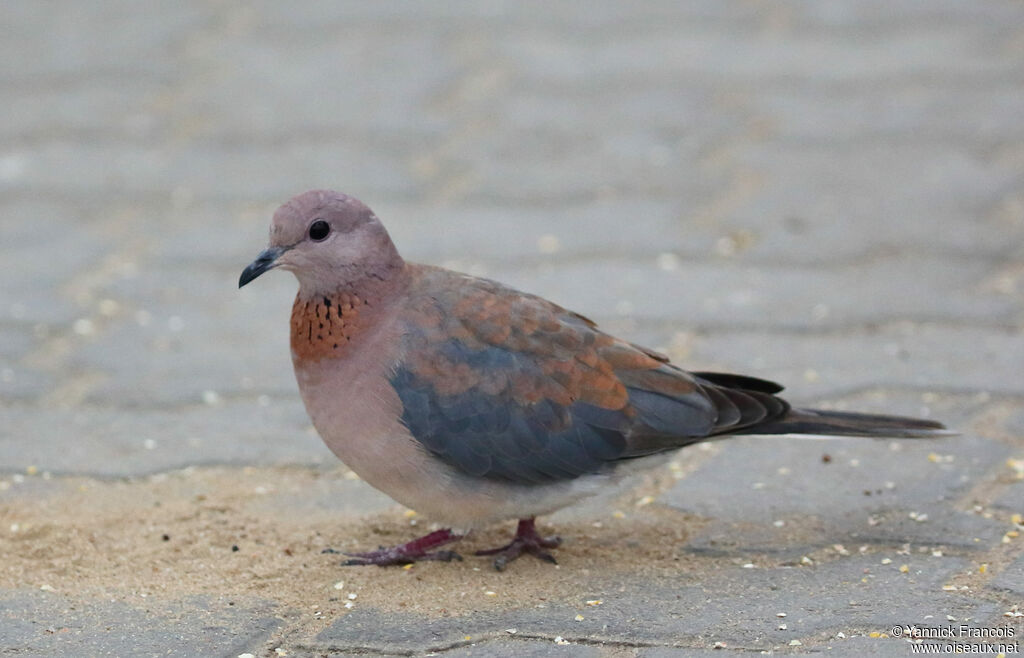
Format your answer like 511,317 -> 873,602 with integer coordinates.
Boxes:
0,589 -> 280,658
0,400 -> 330,477
311,554 -> 1001,654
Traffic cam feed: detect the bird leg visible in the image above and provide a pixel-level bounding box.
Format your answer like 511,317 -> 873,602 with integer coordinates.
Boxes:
475,518 -> 562,571
333,528 -> 464,566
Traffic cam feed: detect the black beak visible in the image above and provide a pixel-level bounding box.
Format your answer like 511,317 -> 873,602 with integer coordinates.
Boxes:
239,247 -> 285,288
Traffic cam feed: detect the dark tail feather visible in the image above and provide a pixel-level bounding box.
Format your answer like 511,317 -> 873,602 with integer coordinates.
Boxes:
740,408 -> 955,438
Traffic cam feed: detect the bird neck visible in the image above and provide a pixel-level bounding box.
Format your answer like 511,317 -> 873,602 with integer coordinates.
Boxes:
290,269 -> 407,363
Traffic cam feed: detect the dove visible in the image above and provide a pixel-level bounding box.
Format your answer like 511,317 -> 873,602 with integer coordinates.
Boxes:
239,190 -> 950,570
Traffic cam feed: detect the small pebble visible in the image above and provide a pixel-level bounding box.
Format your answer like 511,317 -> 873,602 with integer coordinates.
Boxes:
656,253 -> 680,271
537,235 -> 561,254
72,318 -> 95,336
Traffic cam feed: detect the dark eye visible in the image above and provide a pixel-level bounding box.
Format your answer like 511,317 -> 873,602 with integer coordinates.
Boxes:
309,220 -> 330,241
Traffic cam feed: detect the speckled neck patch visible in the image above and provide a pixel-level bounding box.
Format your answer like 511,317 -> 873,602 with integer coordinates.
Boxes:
291,292 -> 367,361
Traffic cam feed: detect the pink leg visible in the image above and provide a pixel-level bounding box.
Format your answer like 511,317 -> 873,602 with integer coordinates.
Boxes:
331,528 -> 464,567
475,518 -> 562,571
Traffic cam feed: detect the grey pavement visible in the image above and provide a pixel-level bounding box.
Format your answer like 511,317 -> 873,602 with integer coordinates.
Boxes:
2,1 -> 1023,656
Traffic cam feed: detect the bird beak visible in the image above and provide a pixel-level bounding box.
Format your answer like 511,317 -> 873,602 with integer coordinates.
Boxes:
239,246 -> 286,288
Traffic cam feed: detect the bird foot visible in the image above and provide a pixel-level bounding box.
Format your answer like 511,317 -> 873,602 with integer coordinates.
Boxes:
330,528 -> 463,567
475,518 -> 562,571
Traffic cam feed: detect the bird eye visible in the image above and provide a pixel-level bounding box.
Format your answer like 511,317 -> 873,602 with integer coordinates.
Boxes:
309,220 -> 330,241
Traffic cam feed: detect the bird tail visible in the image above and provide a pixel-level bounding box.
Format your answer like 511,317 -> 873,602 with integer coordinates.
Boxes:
739,408 -> 955,439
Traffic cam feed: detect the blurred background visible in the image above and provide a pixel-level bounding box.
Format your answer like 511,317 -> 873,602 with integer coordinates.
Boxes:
1,2 -> 1023,474
2,2 -> 1024,654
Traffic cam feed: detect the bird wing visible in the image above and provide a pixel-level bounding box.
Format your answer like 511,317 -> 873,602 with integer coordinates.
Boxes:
389,268 -> 787,483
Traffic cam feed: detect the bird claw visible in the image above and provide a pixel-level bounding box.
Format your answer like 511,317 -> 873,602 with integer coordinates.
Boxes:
331,528 -> 464,567
475,519 -> 562,571
341,548 -> 463,567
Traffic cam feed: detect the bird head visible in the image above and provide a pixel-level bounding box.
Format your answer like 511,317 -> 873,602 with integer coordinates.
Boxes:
239,190 -> 403,294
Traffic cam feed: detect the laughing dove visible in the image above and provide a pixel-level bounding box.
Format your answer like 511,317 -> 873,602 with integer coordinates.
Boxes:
239,190 -> 949,570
